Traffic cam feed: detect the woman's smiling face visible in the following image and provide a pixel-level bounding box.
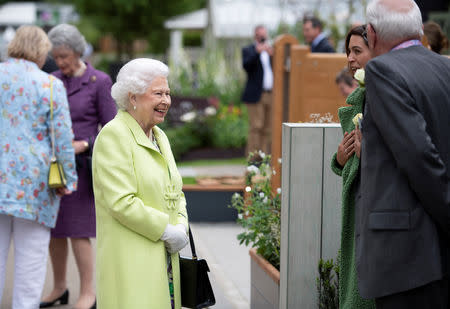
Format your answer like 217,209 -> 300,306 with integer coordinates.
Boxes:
131,76 -> 171,135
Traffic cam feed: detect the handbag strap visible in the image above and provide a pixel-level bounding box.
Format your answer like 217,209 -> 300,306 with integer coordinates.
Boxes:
188,227 -> 197,260
49,76 -> 56,160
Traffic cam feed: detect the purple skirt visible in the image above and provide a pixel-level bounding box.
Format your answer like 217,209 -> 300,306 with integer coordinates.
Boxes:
51,160 -> 95,238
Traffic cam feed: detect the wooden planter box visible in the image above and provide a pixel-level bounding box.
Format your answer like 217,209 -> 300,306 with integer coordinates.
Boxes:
249,248 -> 280,309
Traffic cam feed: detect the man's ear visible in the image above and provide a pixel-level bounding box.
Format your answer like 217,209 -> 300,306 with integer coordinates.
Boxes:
367,24 -> 377,52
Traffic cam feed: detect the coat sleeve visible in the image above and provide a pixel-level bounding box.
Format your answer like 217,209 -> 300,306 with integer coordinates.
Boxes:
176,192 -> 188,229
51,78 -> 78,191
92,123 -> 169,242
242,45 -> 259,72
365,59 -> 449,235
331,152 -> 343,176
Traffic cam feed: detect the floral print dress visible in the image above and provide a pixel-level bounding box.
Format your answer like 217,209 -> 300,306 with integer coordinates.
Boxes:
0,58 -> 77,228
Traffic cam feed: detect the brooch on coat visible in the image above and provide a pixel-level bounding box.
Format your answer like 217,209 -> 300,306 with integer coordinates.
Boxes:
164,184 -> 180,210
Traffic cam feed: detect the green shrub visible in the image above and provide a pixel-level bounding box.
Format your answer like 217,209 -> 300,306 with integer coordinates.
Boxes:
209,105 -> 248,149
317,255 -> 340,309
230,151 -> 281,269
164,123 -> 203,161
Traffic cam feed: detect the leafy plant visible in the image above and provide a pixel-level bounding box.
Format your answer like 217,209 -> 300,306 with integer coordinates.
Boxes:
209,105 -> 248,149
230,151 -> 281,269
316,255 -> 340,309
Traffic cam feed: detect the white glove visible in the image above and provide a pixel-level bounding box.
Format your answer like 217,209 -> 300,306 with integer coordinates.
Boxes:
160,224 -> 188,254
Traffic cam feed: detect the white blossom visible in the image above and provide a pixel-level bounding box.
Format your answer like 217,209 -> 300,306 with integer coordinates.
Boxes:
233,192 -> 240,199
278,158 -> 282,164
204,106 -> 217,116
238,213 -> 243,220
180,111 -> 197,122
258,150 -> 266,158
273,169 -> 276,175
246,165 -> 259,174
245,186 -> 252,192
259,192 -> 265,198
277,188 -> 282,194
263,197 -> 268,204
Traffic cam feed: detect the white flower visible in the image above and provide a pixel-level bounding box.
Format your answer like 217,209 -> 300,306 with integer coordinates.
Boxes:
246,165 -> 259,174
352,113 -> 363,128
273,169 -> 276,175
233,192 -> 240,199
259,192 -> 265,198
263,197 -> 268,204
277,188 -> 281,194
238,213 -> 243,220
258,150 -> 266,158
180,111 -> 197,122
204,106 -> 217,116
278,158 -> 282,164
354,69 -> 365,87
245,186 -> 252,192
245,211 -> 249,216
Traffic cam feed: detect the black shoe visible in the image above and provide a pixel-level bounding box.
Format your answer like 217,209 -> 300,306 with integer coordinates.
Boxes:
39,289 -> 69,308
90,299 -> 96,309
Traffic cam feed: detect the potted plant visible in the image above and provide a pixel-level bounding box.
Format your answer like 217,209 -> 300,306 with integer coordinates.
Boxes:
230,151 -> 281,309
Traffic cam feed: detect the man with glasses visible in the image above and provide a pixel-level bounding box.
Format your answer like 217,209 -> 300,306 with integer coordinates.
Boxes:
356,0 -> 450,308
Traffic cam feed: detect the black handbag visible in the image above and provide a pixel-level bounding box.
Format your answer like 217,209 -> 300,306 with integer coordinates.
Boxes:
180,227 -> 216,308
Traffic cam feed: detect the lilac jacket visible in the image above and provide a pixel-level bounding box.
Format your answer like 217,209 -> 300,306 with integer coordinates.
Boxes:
52,62 -> 117,145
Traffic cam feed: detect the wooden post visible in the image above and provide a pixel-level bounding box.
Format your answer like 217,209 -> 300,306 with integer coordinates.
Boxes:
271,34 -> 298,191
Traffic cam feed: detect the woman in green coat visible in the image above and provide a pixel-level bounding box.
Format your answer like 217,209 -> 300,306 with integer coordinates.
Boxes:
92,58 -> 189,309
331,25 -> 376,309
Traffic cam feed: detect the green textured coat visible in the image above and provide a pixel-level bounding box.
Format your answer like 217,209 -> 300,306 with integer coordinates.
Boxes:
92,110 -> 188,309
331,88 -> 375,309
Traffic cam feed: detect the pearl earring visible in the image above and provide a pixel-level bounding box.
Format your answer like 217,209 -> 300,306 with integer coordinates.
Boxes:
133,105 -> 137,110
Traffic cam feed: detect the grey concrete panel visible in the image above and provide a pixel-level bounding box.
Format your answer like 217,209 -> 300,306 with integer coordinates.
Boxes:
321,127 -> 343,261
279,124 -> 291,309
280,124 -> 342,309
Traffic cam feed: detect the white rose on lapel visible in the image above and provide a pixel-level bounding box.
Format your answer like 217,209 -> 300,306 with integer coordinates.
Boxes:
354,69 -> 365,87
352,113 -> 363,129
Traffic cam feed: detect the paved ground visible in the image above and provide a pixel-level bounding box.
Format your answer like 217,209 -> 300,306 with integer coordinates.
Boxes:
178,165 -> 246,178
1,223 -> 250,309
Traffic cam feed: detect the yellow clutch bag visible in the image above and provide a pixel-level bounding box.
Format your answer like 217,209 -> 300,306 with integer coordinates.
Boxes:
48,158 -> 67,189
47,76 -> 67,189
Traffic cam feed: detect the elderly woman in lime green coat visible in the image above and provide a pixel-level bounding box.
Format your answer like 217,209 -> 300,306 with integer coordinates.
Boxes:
92,59 -> 189,309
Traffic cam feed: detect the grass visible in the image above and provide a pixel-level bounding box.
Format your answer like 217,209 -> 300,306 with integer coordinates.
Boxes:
182,176 -> 197,185
178,157 -> 246,167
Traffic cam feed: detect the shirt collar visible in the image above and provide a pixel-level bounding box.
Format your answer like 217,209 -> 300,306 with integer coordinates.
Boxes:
391,39 -> 422,51
312,32 -> 327,48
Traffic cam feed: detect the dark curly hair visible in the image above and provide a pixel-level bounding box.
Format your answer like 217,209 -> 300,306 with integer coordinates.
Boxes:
345,25 -> 368,56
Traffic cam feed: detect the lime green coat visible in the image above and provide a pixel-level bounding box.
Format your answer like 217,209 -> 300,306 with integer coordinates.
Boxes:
92,110 -> 188,309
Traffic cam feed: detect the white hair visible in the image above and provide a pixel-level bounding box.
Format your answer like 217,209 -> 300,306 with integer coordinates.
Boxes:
111,58 -> 169,110
48,24 -> 87,56
366,0 -> 423,43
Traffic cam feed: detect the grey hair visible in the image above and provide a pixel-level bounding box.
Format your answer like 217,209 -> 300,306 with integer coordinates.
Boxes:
111,58 -> 169,110
48,24 -> 86,56
366,0 -> 423,43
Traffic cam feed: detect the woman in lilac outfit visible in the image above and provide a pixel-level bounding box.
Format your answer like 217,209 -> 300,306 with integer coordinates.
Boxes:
40,24 -> 116,309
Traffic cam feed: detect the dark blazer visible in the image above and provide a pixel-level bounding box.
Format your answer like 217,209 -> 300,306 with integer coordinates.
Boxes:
311,37 -> 335,53
241,44 -> 271,103
356,45 -> 450,299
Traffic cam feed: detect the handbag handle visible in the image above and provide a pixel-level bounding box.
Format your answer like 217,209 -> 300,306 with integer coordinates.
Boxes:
49,76 -> 56,161
188,227 -> 197,260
